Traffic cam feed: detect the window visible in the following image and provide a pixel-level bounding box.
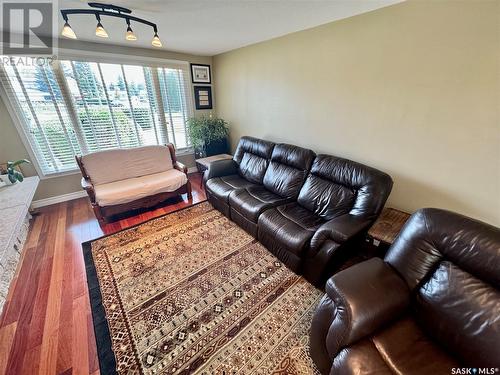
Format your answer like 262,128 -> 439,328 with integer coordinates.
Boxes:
0,58 -> 193,176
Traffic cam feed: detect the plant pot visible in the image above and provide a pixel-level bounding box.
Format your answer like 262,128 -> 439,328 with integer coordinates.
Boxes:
0,174 -> 14,186
195,138 -> 229,159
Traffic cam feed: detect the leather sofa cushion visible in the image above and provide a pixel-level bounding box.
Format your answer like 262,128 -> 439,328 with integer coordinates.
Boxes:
263,162 -> 308,199
205,174 -> 258,203
233,136 -> 275,163
332,317 -> 458,374
229,185 -> 291,222
297,174 -> 356,220
297,154 -> 393,221
268,143 -> 315,170
262,143 -> 315,199
332,339 -> 392,374
233,136 -> 275,184
415,261 -> 500,367
258,203 -> 324,256
94,169 -> 187,206
82,145 -> 173,185
238,152 -> 269,184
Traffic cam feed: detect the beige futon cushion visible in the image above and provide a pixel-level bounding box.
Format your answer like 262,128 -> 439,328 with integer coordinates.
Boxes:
82,145 -> 173,185
93,169 -> 188,206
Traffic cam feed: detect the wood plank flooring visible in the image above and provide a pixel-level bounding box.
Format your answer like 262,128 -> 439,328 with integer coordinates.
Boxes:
0,173 -> 206,375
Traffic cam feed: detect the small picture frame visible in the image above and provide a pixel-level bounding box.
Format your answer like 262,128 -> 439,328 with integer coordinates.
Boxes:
193,86 -> 213,110
190,64 -> 211,84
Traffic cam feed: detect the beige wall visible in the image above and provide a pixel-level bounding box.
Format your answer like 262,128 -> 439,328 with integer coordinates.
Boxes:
214,0 -> 500,226
0,38 -> 213,200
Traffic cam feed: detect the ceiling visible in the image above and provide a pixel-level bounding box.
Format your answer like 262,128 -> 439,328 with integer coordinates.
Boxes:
12,0 -> 404,56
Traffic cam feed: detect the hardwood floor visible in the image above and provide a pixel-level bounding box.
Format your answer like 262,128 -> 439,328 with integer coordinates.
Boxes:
0,173 -> 206,375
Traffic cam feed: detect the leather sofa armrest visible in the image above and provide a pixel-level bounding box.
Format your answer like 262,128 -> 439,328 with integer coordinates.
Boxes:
311,214 -> 372,250
204,159 -> 238,181
81,177 -> 97,203
323,258 -> 409,357
174,160 -> 188,175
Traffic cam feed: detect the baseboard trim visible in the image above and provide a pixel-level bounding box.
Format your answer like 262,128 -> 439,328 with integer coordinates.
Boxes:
32,190 -> 87,209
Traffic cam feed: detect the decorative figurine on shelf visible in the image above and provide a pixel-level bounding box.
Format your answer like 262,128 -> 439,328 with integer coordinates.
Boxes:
0,159 -> 31,186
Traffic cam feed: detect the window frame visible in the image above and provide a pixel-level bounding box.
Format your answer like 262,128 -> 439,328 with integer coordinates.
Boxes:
0,47 -> 196,179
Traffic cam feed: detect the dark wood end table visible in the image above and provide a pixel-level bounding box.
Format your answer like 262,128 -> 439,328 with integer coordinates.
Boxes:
195,154 -> 233,187
195,154 -> 233,173
368,208 -> 411,247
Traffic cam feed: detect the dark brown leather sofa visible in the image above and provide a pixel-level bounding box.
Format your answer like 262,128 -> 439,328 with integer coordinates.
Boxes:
310,208 -> 500,374
205,136 -> 393,285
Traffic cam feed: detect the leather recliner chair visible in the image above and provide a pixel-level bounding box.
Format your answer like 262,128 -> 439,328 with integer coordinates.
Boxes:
310,208 -> 500,374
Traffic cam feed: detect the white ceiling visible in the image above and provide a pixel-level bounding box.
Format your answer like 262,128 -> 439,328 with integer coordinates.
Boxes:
12,0 -> 404,56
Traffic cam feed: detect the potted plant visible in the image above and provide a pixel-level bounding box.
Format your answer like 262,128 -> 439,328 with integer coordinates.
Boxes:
0,159 -> 31,185
187,115 -> 229,158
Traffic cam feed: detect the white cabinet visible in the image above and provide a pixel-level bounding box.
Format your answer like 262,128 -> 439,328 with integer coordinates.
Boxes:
0,176 -> 39,312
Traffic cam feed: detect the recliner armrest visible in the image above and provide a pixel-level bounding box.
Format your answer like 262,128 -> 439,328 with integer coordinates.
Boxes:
311,214 -> 372,250
323,258 -> 409,357
204,159 -> 238,181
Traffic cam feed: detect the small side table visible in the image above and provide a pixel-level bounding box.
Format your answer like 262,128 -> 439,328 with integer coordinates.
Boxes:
195,154 -> 233,174
368,208 -> 411,248
195,154 -> 233,188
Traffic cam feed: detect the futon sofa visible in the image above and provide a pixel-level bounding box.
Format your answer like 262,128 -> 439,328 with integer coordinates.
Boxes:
204,136 -> 393,285
76,144 -> 191,223
310,208 -> 500,374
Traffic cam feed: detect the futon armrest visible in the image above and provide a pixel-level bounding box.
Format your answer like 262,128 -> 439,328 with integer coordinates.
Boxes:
204,159 -> 238,181
311,214 -> 372,250
324,258 -> 409,356
81,177 -> 96,203
174,161 -> 188,175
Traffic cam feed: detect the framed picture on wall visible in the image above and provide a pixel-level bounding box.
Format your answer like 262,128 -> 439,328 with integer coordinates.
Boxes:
190,64 -> 211,84
193,86 -> 213,110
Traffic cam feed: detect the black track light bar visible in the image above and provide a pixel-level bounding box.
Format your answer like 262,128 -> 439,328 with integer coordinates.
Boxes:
61,2 -> 158,33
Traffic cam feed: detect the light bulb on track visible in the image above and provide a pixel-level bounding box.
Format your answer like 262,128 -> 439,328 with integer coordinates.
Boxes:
61,21 -> 77,39
95,21 -> 108,38
152,33 -> 162,47
126,25 -> 137,41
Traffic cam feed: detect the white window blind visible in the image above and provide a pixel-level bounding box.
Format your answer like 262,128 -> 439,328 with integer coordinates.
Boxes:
0,58 -> 194,176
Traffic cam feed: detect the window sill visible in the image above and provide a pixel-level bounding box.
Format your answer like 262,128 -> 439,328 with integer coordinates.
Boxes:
40,169 -> 81,180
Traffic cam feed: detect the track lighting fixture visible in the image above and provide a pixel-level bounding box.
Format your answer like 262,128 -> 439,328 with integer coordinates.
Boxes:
60,3 -> 162,47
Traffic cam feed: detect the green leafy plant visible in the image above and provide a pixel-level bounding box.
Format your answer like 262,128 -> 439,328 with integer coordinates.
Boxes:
187,115 -> 229,150
3,159 -> 31,183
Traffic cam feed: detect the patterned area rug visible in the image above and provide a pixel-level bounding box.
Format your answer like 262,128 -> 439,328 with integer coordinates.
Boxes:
83,202 -> 323,375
